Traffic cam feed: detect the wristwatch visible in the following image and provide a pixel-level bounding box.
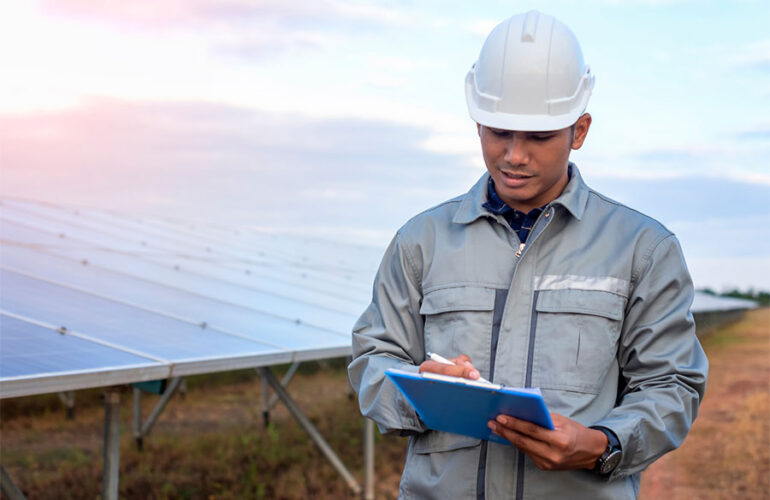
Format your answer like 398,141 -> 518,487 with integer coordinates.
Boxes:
591,426 -> 622,476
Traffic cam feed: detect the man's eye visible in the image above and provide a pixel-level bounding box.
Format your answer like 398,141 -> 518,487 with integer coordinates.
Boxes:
490,129 -> 510,137
530,134 -> 555,141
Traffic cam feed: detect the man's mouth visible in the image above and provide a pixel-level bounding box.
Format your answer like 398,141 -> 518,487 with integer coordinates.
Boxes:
498,169 -> 533,187
500,170 -> 532,179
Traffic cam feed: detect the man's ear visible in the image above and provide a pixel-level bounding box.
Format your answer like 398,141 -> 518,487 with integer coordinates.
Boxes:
477,123 -> 482,137
571,114 -> 592,150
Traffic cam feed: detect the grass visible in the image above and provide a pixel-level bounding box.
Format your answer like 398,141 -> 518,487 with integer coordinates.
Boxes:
1,362 -> 407,499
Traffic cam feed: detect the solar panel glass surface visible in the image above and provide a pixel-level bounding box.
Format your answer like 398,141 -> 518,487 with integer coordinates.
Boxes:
1,270 -> 286,360
1,245 -> 351,350
0,314 -> 161,379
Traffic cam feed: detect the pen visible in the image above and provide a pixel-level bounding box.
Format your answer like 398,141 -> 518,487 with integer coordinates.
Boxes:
427,352 -> 491,383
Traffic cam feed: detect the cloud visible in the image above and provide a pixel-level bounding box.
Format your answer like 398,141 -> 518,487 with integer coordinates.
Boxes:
730,39 -> 770,72
580,137 -> 770,186
736,124 -> 770,141
42,0 -> 408,32
1,97 -> 767,288
466,19 -> 498,38
40,0 -> 412,61
0,98 -> 473,240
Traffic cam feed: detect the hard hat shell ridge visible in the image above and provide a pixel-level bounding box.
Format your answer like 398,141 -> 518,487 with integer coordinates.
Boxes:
465,10 -> 595,132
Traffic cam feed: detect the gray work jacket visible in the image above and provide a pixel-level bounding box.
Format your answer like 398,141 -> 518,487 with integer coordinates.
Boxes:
348,165 -> 708,500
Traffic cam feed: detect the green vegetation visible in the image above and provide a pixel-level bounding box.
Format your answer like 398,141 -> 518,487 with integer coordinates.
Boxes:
698,287 -> 770,307
0,360 -> 406,499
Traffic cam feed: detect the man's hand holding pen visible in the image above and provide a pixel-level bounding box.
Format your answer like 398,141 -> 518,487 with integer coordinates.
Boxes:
419,352 -> 487,382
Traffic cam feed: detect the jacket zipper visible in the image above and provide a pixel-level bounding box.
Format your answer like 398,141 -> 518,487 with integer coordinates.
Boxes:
511,207 -> 553,500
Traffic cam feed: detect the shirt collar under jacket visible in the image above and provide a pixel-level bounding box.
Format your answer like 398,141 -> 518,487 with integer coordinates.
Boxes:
453,161 -> 590,225
482,180 -> 544,243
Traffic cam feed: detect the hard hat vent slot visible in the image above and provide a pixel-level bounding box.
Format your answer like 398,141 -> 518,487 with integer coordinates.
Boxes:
521,10 -> 539,42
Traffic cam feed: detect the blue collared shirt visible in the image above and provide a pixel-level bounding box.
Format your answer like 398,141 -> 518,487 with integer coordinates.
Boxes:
482,165 -> 572,244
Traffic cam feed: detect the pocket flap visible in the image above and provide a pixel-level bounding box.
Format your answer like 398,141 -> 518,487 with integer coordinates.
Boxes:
420,286 -> 495,315
413,430 -> 481,454
535,289 -> 624,320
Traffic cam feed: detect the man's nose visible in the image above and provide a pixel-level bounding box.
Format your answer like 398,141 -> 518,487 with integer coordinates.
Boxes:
503,135 -> 528,165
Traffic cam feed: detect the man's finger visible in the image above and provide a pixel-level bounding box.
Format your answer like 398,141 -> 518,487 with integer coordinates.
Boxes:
496,415 -> 550,443
488,421 -> 552,457
419,360 -> 466,377
452,354 -> 473,365
419,356 -> 483,380
419,360 -> 481,379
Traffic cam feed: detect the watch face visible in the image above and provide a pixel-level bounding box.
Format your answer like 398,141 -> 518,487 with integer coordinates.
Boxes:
600,450 -> 622,474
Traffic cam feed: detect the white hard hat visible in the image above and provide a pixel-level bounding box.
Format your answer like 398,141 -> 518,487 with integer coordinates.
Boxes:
465,10 -> 595,132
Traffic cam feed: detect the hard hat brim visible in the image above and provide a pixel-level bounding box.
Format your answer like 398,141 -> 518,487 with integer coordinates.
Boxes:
465,72 -> 591,132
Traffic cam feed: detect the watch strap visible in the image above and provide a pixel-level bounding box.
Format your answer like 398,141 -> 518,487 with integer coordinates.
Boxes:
590,426 -> 622,475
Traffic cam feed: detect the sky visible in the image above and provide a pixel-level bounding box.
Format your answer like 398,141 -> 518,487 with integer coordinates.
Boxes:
0,0 -> 768,291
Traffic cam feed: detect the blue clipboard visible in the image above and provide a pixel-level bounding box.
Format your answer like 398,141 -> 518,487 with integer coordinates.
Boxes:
385,368 -> 554,445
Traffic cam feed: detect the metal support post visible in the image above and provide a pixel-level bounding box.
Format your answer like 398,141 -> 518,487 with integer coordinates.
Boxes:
58,391 -> 75,419
364,418 -> 376,500
346,356 -> 355,400
102,390 -> 121,500
179,377 -> 187,400
133,387 -> 143,450
0,464 -> 27,500
261,372 -> 270,426
258,367 -> 362,496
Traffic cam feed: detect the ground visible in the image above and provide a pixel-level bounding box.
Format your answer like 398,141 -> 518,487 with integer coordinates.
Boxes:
1,309 -> 768,499
639,308 -> 770,500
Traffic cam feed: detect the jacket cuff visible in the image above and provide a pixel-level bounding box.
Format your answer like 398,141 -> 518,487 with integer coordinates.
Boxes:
590,417 -> 641,481
378,362 -> 428,435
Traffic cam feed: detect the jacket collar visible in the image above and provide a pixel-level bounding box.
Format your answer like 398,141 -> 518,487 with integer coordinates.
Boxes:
453,162 -> 590,225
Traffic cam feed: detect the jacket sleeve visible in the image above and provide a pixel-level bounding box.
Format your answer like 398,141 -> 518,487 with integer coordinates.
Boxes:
592,233 -> 708,480
347,231 -> 428,435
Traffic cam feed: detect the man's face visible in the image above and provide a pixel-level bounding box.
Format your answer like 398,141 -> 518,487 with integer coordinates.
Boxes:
477,114 -> 591,213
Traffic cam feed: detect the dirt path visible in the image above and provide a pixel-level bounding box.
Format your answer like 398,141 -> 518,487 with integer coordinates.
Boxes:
639,308 -> 770,499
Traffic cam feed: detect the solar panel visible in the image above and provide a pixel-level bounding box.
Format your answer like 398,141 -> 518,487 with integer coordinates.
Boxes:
0,196 -> 377,398
0,314 -> 161,378
0,314 -> 170,397
1,244 -> 351,349
691,292 -> 758,313
0,220 -> 361,331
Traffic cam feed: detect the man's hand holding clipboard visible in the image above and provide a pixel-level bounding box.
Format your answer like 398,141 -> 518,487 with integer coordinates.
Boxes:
407,351 -> 610,472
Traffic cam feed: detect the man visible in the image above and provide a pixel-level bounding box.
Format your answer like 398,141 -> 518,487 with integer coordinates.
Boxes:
348,10 -> 707,500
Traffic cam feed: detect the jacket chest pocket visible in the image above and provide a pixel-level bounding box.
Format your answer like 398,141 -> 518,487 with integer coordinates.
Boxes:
420,286 -> 496,376
531,289 -> 625,394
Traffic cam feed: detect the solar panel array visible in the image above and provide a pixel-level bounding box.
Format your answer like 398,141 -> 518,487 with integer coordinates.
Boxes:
0,197 -> 383,398
690,291 -> 758,313
0,197 -> 757,399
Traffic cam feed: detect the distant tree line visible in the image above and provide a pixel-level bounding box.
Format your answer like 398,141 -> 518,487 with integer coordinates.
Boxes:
698,288 -> 770,307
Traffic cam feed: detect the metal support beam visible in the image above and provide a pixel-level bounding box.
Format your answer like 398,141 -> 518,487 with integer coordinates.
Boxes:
102,390 -> 121,500
258,367 -> 362,496
363,418 -> 376,500
58,391 -> 75,419
266,361 -> 300,410
133,377 -> 182,449
0,464 -> 26,500
257,361 -> 300,426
